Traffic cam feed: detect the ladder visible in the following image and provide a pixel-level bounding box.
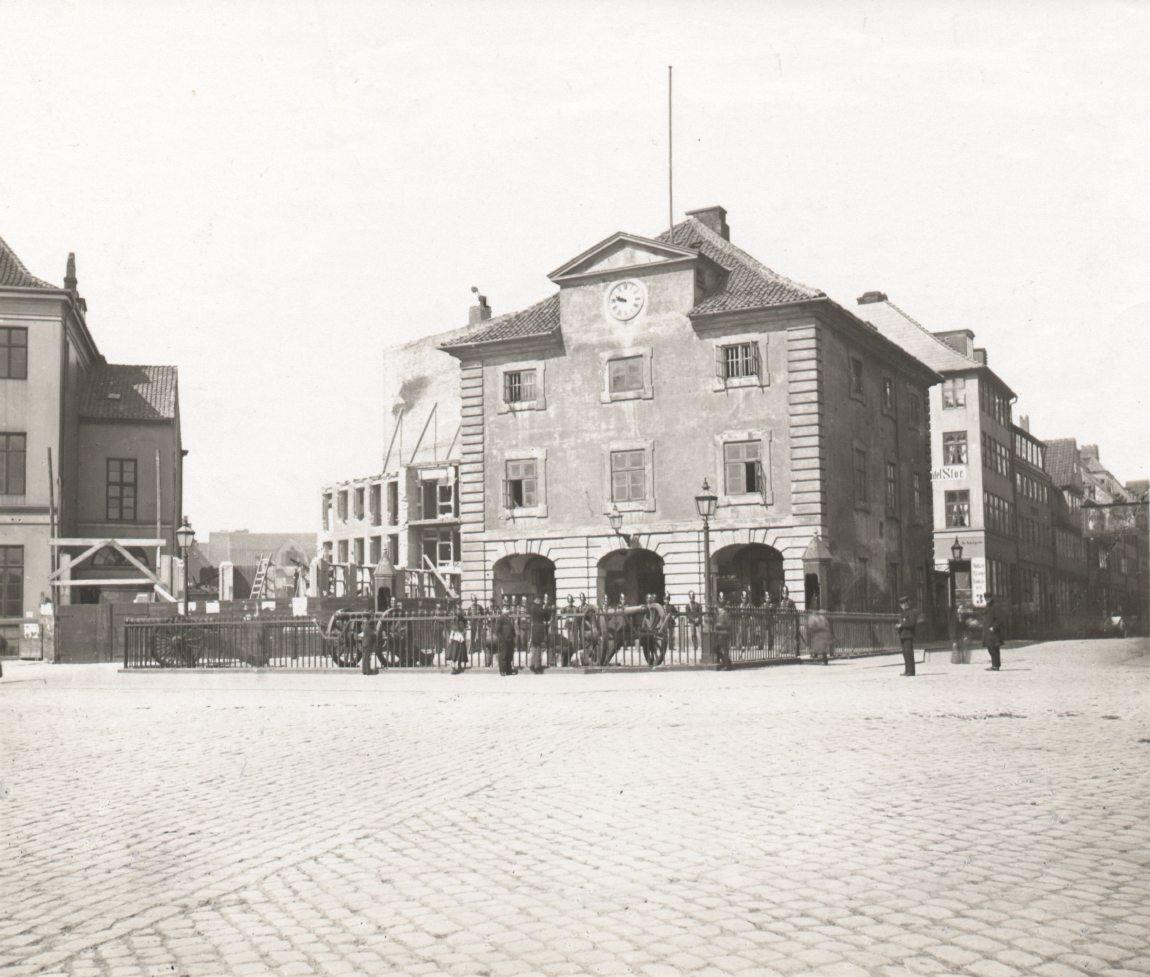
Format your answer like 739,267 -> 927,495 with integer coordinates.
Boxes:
250,555 -> 272,599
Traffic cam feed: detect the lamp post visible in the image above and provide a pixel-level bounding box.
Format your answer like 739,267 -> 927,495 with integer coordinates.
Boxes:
948,536 -> 965,663
607,503 -> 634,548
176,518 -> 194,616
694,479 -> 718,608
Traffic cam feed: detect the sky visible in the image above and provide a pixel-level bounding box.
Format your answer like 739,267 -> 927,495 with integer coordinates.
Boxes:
1,0 -> 1147,533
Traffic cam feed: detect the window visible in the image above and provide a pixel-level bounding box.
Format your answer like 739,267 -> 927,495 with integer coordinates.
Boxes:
0,433 -> 27,495
723,441 -> 762,495
504,459 -> 538,509
322,494 -> 332,531
369,536 -> 381,564
853,448 -> 868,502
606,356 -> 643,393
720,342 -> 760,381
849,357 -> 865,400
354,487 -> 365,520
912,472 -> 923,516
387,535 -> 399,565
106,458 -> 137,521
945,490 -> 970,527
337,539 -> 349,564
387,481 -> 399,525
369,484 -> 382,526
908,390 -> 921,427
353,538 -> 365,565
942,378 -> 966,408
882,378 -> 895,414
885,461 -> 898,512
943,431 -> 968,466
0,545 -> 22,617
503,369 -> 537,404
610,449 -> 647,503
337,491 -> 348,521
0,328 -> 28,380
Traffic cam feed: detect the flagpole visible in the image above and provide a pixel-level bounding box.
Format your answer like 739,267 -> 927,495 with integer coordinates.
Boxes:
668,65 -> 674,236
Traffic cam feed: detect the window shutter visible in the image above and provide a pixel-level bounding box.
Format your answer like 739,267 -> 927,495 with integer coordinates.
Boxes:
751,341 -> 762,380
502,479 -> 511,510
524,477 -> 537,508
715,345 -> 726,382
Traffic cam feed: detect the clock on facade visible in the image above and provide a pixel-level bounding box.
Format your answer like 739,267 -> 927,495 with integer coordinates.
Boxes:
607,279 -> 644,321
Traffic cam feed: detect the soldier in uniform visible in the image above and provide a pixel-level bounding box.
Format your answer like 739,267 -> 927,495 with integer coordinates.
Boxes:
685,591 -> 703,652
494,602 -> 518,676
897,595 -> 921,676
712,595 -> 732,670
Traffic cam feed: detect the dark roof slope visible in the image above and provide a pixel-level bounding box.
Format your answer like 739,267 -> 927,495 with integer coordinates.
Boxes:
80,364 -> 179,421
440,294 -> 559,349
658,216 -> 823,314
1044,439 -> 1081,489
0,235 -> 55,289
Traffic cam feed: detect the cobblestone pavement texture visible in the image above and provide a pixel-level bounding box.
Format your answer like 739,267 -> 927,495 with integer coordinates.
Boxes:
2,639 -> 1148,977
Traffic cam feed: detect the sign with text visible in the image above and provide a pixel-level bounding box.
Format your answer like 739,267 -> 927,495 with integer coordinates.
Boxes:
931,466 -> 967,481
970,558 -> 987,607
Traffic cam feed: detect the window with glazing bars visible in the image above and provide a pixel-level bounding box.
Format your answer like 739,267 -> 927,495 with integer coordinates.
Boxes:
610,450 -> 646,502
0,545 -> 22,617
943,431 -> 967,465
608,356 -> 644,392
723,441 -> 762,495
945,490 -> 970,527
885,461 -> 898,511
106,458 -> 137,521
0,328 -> 28,380
0,433 -> 27,495
503,369 -> 536,404
504,459 -> 538,509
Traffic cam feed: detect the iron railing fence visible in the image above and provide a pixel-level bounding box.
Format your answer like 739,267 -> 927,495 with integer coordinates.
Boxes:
124,608 -> 901,670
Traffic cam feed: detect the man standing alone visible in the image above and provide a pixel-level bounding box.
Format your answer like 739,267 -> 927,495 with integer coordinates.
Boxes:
982,595 -> 1004,671
897,596 -> 921,677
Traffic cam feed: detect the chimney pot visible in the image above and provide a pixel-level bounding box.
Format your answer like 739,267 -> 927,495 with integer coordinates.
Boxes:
64,252 -> 77,291
933,329 -> 976,358
856,291 -> 888,305
468,292 -> 492,325
1081,444 -> 1099,460
685,206 -> 729,240
974,347 -> 987,365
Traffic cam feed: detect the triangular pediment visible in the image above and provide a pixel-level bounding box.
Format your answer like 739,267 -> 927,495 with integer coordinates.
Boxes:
548,232 -> 699,284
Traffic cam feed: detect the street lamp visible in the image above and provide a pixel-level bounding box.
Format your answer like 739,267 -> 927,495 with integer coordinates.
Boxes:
950,537 -> 964,562
694,479 -> 718,607
607,503 -> 634,547
176,517 -> 195,616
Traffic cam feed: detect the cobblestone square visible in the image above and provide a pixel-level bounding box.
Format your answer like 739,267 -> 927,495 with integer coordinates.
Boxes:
2,639 -> 1148,977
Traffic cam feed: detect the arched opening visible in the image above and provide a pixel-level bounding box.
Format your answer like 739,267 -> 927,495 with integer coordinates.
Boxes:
375,586 -> 392,613
597,548 -> 665,606
711,543 -> 785,605
492,554 -> 556,605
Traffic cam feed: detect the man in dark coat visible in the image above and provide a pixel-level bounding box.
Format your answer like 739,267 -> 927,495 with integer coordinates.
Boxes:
982,595 -> 1004,671
685,591 -> 703,652
897,595 -> 921,677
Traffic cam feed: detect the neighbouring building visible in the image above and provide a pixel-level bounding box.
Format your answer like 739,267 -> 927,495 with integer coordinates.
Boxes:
0,235 -> 184,655
202,530 -> 317,599
856,293 -> 1028,625
431,206 -> 939,613
319,324 -> 470,597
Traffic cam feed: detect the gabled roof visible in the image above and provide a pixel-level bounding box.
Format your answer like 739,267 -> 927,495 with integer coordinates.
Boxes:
658,216 -> 823,314
80,364 -> 179,422
855,299 -> 980,374
0,235 -> 55,289
1044,439 -> 1082,489
439,294 -> 560,350
547,232 -> 700,282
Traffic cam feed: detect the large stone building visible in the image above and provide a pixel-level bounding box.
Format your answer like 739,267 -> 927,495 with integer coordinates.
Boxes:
0,235 -> 184,654
432,207 -> 939,612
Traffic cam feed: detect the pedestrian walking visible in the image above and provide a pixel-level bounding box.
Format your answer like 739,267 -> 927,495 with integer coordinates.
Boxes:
806,605 -> 833,664
982,595 -> 1005,671
897,595 -> 921,676
713,597 -> 732,670
447,607 -> 469,675
527,594 -> 550,674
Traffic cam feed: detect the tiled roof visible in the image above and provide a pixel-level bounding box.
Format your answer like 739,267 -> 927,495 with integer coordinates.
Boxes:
440,294 -> 560,349
1044,439 -> 1081,489
658,217 -> 824,314
0,235 -> 55,289
80,364 -> 179,422
855,300 -> 979,374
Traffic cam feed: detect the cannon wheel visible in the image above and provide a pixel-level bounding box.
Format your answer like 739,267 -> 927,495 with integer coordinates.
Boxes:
326,612 -> 365,668
153,624 -> 204,668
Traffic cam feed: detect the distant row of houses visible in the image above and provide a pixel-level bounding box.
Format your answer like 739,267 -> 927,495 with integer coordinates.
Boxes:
320,204 -> 1147,635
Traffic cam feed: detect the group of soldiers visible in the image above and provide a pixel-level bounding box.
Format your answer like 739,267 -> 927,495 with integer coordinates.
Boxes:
454,588 -> 803,675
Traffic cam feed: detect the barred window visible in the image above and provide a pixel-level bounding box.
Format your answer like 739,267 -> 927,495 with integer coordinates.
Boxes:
610,450 -> 646,502
503,369 -> 537,404
720,342 -> 760,381
504,459 -> 538,509
0,328 -> 28,380
106,458 -> 137,521
0,433 -> 27,495
723,441 -> 762,495
608,356 -> 644,393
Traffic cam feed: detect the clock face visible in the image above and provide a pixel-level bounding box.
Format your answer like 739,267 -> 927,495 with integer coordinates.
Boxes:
607,279 -> 644,321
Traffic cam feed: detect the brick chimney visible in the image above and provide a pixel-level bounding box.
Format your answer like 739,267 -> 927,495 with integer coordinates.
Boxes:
64,252 -> 77,291
856,291 -> 888,305
685,206 -> 729,240
1081,444 -> 1099,461
1019,414 -> 1030,432
468,287 -> 492,325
